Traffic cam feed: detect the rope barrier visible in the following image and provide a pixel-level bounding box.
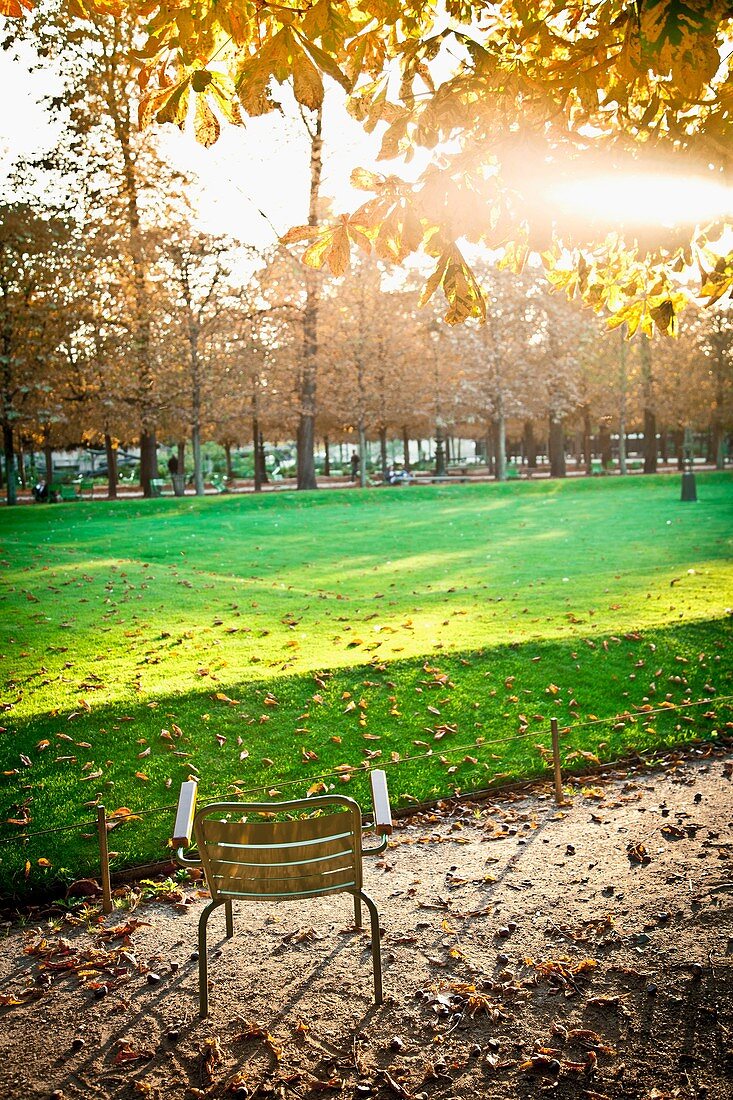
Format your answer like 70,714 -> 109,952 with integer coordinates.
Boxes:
199,725 -> 549,803
554,692 -> 733,732
1,692 -> 730,850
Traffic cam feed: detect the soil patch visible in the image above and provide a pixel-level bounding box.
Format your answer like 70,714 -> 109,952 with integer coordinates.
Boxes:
1,746 -> 731,1100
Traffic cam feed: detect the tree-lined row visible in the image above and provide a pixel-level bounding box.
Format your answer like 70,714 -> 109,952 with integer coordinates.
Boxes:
1,8 -> 731,505
5,1 -> 732,332
3,191 -> 731,504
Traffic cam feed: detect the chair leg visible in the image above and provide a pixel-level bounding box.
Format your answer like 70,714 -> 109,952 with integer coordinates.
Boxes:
353,892 -> 362,930
225,898 -> 234,939
198,900 -> 223,1018
357,889 -> 383,1005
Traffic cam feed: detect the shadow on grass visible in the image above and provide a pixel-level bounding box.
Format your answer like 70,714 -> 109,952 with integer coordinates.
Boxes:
1,615 -> 731,901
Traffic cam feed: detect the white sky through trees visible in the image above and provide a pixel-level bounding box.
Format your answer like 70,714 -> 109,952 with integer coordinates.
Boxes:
2,34 -> 730,302
0,48 -> 401,250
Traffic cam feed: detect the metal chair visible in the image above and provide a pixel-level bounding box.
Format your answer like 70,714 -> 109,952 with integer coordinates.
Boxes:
172,770 -> 393,1016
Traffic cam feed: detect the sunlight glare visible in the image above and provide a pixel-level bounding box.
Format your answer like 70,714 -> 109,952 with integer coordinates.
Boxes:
550,173 -> 733,229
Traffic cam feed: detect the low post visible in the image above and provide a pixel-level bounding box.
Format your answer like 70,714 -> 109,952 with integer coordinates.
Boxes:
97,805 -> 113,914
550,718 -> 563,806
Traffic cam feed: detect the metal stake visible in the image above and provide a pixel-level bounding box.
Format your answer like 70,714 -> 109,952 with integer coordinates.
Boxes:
550,718 -> 564,806
96,805 -> 113,914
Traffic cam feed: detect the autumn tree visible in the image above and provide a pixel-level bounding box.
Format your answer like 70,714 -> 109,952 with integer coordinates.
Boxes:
208,275 -> 298,489
8,5 -> 195,495
159,232 -> 239,494
6,1 -> 729,337
700,309 -> 733,469
0,202 -> 73,503
319,261 -> 421,483
457,267 -> 544,480
296,105 -> 323,491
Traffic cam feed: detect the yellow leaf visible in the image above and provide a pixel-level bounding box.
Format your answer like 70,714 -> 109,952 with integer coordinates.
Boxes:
302,230 -> 335,270
236,58 -> 277,117
418,251 -> 449,309
325,224 -> 351,276
210,82 -> 243,126
194,95 -> 220,148
292,48 -> 324,110
0,0 -> 33,18
350,167 -> 384,192
299,35 -> 352,92
281,224 -> 321,244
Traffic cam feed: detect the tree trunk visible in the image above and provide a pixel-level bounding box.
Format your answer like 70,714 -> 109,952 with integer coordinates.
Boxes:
177,441 -> 186,475
139,430 -> 157,497
103,56 -> 157,499
224,442 -> 233,480
523,420 -> 536,469
582,406 -> 592,475
617,326 -> 628,475
712,417 -> 725,469
44,443 -> 53,497
253,415 -> 262,492
494,402 -> 506,481
358,422 -> 367,488
105,433 -> 118,500
485,429 -> 494,476
548,413 -> 566,478
672,428 -> 684,470
639,335 -> 657,473
323,436 -> 330,477
259,433 -> 269,483
643,407 -> 657,473
402,427 -> 410,471
444,436 -> 451,465
192,426 -> 204,496
711,325 -> 727,469
190,318 -> 204,497
3,422 -> 16,505
599,424 -> 612,470
379,427 -> 388,479
297,105 -> 323,491
17,441 -> 26,489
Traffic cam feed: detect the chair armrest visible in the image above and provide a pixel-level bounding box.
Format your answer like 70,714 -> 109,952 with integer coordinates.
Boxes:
370,769 -> 392,836
172,780 -> 198,847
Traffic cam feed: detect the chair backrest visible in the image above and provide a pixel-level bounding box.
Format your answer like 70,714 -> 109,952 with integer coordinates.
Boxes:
193,795 -> 364,902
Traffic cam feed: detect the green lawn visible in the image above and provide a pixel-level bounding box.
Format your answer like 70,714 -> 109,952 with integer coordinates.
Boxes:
1,473 -> 732,899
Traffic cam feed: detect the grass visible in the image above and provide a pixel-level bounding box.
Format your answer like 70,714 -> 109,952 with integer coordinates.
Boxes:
1,473 -> 732,899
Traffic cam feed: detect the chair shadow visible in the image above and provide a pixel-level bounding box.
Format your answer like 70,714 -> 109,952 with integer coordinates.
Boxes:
45,903 -> 383,1098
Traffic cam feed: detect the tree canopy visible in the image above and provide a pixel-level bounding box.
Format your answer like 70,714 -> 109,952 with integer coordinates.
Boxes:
3,1 -> 732,334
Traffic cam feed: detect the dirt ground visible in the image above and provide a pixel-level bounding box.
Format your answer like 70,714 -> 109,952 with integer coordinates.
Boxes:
1,745 -> 731,1100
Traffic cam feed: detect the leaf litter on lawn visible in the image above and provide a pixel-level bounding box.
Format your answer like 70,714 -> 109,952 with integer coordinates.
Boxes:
0,741 -> 731,1098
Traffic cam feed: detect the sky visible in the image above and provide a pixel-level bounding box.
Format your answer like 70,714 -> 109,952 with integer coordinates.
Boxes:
0,46 -> 402,251
2,43 -> 731,260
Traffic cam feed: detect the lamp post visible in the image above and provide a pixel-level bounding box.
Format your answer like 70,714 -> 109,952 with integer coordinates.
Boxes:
680,426 -> 697,502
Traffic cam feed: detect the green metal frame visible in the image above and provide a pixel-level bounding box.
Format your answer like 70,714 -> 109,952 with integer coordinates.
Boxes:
175,792 -> 389,1017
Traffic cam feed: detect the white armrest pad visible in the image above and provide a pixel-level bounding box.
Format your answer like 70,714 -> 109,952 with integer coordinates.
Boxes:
172,780 -> 198,847
370,769 -> 393,836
